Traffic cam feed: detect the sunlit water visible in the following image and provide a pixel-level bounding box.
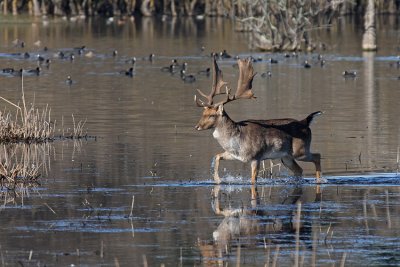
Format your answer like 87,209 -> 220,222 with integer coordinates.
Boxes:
0,15 -> 399,266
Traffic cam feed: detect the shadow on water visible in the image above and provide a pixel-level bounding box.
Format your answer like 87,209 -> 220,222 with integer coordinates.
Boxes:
0,15 -> 399,266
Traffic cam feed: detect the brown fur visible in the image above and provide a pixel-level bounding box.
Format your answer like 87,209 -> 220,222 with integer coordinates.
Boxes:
194,57 -> 321,184
195,106 -> 321,184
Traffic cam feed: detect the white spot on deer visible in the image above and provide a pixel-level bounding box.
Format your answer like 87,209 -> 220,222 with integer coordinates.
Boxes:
213,129 -> 220,139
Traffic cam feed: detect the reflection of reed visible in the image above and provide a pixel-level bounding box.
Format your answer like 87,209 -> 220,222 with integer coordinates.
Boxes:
259,160 -> 282,178
0,143 -> 53,204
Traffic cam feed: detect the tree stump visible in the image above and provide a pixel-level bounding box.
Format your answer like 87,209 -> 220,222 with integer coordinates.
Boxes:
362,0 -> 377,51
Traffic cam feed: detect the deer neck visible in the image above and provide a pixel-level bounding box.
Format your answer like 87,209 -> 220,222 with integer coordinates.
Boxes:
213,113 -> 239,141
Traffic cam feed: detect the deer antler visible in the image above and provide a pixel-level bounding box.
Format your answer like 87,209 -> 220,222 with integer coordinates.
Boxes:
234,58 -> 257,100
195,56 -> 228,107
195,57 -> 256,107
216,57 -> 257,106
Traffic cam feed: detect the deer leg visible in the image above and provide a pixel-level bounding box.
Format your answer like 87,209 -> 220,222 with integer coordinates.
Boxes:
296,153 -> 321,180
211,185 -> 222,214
313,153 -> 322,180
212,152 -> 235,184
281,156 -> 303,177
315,184 -> 322,202
251,184 -> 259,205
250,160 -> 260,184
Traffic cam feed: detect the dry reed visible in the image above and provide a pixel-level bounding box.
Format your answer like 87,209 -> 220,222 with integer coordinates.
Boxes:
0,77 -> 88,143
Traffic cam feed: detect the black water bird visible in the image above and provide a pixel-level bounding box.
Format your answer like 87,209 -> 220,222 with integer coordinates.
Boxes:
11,69 -> 23,77
148,53 -> 155,61
303,60 -> 311,68
220,50 -> 232,59
126,57 -> 137,64
180,62 -> 188,71
180,70 -> 196,83
342,70 -> 357,78
269,58 -> 278,64
74,46 -> 86,55
37,54 -> 45,63
198,67 -> 211,76
57,51 -> 65,59
12,39 -> 24,48
261,71 -> 272,78
26,67 -> 41,75
45,59 -> 51,68
66,76 -> 73,85
2,68 -> 15,74
74,45 -> 86,51
251,56 -> 262,62
69,54 -> 75,61
112,50 -> 118,57
77,48 -> 84,55
171,59 -> 179,66
320,60 -> 326,67
121,67 -> 134,77
161,64 -> 176,73
284,53 -> 290,58
24,52 -> 30,59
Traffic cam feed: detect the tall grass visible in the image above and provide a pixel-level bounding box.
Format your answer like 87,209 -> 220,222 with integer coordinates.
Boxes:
0,97 -> 54,143
0,76 -> 87,143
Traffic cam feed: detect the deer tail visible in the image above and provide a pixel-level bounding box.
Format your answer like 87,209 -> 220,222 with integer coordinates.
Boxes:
305,111 -> 323,126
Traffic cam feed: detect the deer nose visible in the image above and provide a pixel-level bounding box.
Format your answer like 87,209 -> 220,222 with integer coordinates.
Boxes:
194,125 -> 201,131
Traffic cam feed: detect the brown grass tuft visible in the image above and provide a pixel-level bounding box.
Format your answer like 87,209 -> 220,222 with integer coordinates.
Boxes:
0,76 -> 88,143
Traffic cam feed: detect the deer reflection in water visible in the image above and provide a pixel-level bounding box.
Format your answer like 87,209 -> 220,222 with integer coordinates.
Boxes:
198,184 -> 321,266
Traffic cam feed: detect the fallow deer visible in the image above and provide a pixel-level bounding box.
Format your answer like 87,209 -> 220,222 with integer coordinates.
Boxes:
194,57 -> 322,184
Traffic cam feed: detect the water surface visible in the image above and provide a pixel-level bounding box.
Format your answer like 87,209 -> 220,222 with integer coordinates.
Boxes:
0,15 -> 399,266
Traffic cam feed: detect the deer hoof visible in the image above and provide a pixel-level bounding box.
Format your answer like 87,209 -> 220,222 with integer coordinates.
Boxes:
214,176 -> 222,184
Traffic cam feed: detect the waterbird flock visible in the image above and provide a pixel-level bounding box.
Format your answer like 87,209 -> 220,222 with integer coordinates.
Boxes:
1,39 -> 400,86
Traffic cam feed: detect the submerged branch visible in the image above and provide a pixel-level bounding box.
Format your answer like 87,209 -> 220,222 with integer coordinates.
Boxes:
239,0 -> 348,51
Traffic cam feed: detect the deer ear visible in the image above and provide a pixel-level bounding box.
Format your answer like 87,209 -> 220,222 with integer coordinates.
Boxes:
217,105 -> 224,115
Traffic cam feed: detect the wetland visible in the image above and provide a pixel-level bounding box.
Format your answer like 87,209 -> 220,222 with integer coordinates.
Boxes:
0,15 -> 399,266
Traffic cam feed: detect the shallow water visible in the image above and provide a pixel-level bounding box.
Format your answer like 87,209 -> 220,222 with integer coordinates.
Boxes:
0,15 -> 400,266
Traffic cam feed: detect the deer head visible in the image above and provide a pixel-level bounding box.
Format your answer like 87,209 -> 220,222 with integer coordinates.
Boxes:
194,57 -> 257,131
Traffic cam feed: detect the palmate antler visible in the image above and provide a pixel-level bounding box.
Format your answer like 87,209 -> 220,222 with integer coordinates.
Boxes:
195,56 -> 227,107
195,56 -> 257,108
